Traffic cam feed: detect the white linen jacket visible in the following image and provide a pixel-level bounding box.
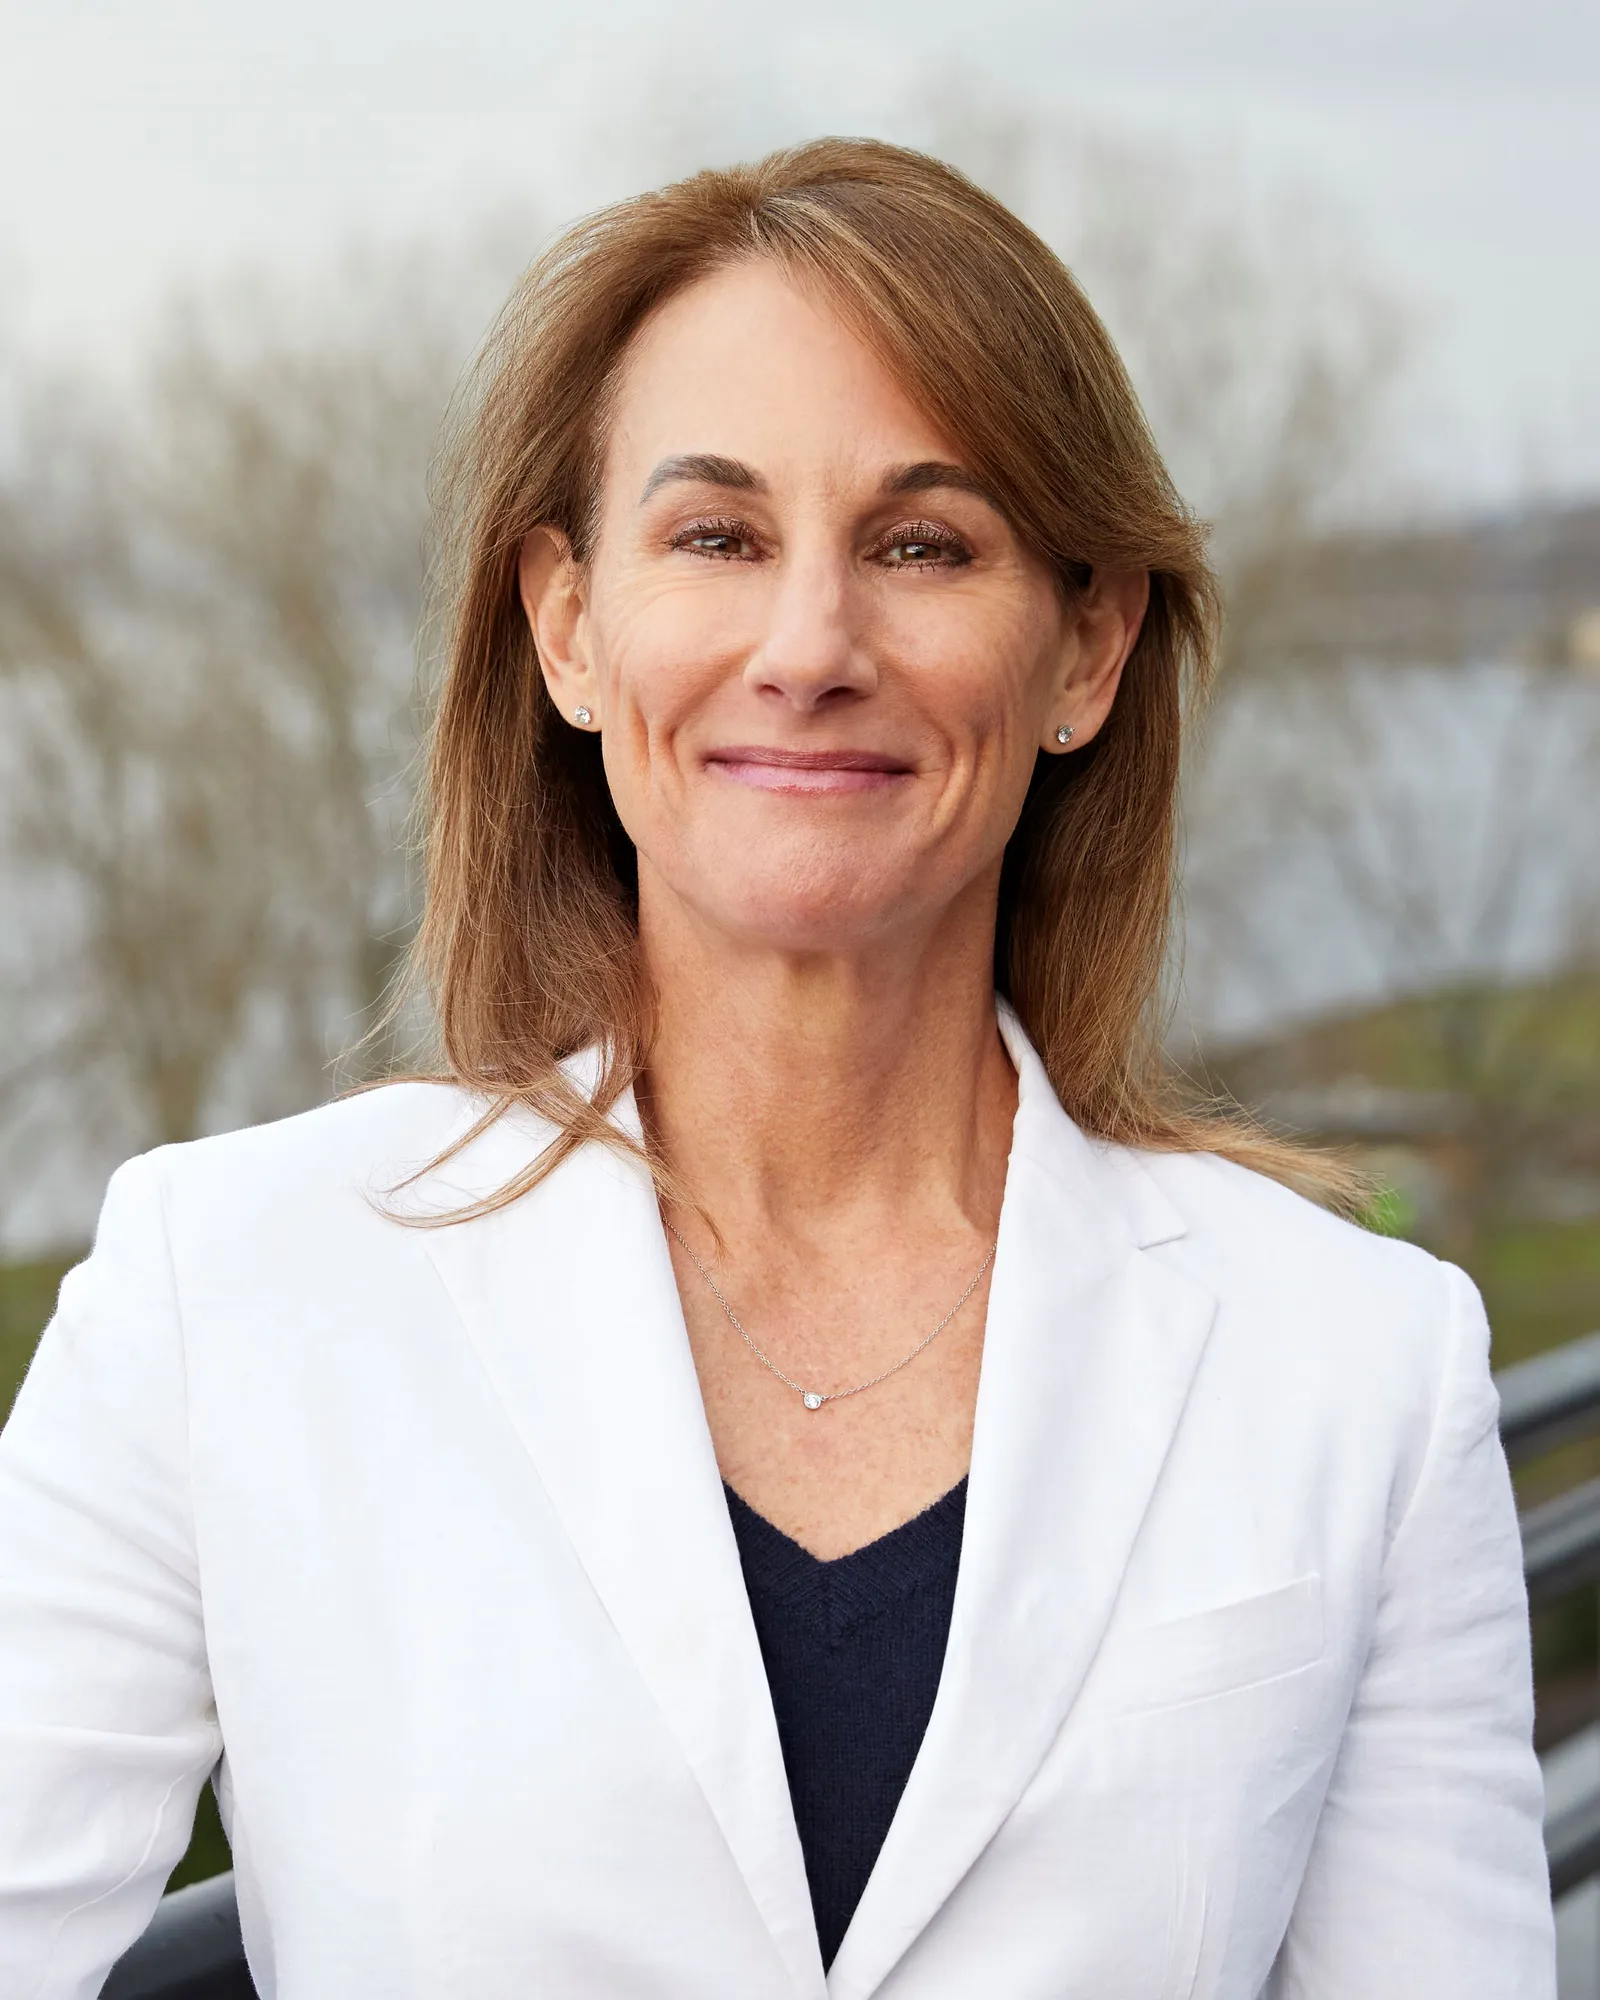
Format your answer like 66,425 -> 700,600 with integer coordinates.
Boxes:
0,1020 -> 1555,1998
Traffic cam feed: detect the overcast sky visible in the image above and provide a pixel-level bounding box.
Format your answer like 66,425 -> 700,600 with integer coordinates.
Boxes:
3,0 -> 1598,511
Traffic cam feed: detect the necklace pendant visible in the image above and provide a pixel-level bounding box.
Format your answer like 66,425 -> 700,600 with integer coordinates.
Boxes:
802,1391 -> 825,1410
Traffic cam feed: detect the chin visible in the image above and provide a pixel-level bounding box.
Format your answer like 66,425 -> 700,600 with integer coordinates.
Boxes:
698,858 -> 917,954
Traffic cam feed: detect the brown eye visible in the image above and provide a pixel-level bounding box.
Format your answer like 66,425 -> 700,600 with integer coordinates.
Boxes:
878,522 -> 970,568
672,518 -> 760,561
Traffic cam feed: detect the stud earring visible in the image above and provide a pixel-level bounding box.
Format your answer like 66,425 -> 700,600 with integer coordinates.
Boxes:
1056,723 -> 1074,746
574,706 -> 593,726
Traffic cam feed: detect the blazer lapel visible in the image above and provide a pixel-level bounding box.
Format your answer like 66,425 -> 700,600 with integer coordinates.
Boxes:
827,1027 -> 1218,1999
412,1097 -> 825,2000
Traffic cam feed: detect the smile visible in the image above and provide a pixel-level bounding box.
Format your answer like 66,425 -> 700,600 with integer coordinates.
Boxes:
705,746 -> 914,795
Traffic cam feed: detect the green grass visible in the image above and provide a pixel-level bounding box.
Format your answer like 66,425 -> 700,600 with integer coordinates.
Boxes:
1475,1220 -> 1600,1369
1,1253 -> 78,1421
1481,1220 -> 1600,1517
168,1779 -> 234,1890
1359,1181 -> 1421,1242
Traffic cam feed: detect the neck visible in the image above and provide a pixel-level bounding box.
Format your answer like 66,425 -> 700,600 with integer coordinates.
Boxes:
637,871 -> 1017,1247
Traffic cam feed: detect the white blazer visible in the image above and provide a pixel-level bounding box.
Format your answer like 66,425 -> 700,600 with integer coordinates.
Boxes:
0,1017 -> 1555,1998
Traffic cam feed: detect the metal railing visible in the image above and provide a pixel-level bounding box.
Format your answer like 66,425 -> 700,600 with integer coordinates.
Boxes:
101,1872 -> 252,1999
1503,1329 -> 1600,1900
1503,1332 -> 1600,1471
103,1329 -> 1600,1994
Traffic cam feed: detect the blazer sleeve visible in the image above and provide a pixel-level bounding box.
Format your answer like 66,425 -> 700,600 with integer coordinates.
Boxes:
1272,1260 -> 1555,1997
0,1154 -> 220,1999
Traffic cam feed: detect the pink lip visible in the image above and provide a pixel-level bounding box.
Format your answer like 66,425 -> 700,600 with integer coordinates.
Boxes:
706,745 -> 914,795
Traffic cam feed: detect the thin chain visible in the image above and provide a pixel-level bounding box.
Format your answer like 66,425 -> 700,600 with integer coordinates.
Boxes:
664,1220 -> 997,1409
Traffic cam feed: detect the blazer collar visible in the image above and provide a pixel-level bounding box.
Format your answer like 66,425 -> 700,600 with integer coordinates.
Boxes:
413,1096 -> 825,1999
825,1014 -> 1217,1997
411,1017 -> 1216,2000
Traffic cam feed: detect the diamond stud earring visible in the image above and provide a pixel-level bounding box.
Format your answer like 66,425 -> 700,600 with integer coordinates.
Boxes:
1056,723 -> 1074,745
574,706 -> 593,726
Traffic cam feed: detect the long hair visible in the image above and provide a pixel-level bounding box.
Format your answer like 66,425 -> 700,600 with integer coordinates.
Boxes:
409,137 -> 1363,1217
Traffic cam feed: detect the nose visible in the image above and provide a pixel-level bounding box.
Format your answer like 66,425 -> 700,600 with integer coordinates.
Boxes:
743,545 -> 876,713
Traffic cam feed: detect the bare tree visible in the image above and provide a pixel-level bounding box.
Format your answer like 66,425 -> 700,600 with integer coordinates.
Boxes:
0,386 -> 271,1159
0,234 -> 521,1230
1179,649 -> 1600,1253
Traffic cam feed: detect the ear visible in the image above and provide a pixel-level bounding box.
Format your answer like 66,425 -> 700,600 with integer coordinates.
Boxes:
518,527 -> 599,729
1042,567 -> 1150,754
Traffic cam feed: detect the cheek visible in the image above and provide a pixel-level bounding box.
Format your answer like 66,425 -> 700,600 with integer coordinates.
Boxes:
585,589 -> 739,853
892,597 -> 1056,778
591,576 -> 752,726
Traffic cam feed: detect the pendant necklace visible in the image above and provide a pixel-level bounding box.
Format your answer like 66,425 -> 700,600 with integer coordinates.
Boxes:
665,1220 -> 997,1411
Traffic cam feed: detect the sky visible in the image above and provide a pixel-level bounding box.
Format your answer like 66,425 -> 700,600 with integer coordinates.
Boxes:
2,0 -> 1597,506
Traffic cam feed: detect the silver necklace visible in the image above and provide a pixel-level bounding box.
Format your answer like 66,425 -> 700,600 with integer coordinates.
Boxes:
665,1220 -> 997,1411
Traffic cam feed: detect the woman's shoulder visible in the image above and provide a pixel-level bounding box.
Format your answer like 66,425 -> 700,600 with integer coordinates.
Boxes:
74,1084 -> 583,1330
1115,1142 -> 1485,1401
1133,1142 -> 1423,1266
150,1078 -> 487,1183
120,1080 -> 530,1251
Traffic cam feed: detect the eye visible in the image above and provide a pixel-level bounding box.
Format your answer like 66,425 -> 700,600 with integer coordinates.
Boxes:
876,521 -> 972,569
670,517 -> 761,561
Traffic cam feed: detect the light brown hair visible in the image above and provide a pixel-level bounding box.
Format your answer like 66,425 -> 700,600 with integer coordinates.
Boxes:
411,137 -> 1363,1216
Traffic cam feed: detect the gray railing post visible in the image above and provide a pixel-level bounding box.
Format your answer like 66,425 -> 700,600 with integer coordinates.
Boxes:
101,1872 -> 251,1998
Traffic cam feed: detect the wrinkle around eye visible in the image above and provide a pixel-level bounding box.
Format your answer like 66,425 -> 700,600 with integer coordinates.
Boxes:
668,519 -> 765,561
874,526 -> 974,569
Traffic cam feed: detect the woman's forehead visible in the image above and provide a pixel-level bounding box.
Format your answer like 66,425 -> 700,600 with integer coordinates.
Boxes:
602,260 -> 964,496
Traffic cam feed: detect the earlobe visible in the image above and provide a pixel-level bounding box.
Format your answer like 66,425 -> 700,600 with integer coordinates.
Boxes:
1043,567 -> 1148,753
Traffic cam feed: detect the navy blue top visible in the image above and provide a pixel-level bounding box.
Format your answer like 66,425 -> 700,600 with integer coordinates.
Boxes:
724,1478 -> 968,1970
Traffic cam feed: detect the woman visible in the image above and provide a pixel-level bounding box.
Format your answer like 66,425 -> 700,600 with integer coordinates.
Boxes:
0,140 -> 1553,1997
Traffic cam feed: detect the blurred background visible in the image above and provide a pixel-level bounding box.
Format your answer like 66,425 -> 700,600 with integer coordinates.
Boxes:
1,0 -> 1597,1976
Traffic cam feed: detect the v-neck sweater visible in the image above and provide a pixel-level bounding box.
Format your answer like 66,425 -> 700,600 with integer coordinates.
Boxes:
724,1478 -> 969,1971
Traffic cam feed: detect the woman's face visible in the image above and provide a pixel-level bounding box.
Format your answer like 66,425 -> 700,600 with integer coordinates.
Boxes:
522,260 -> 1144,958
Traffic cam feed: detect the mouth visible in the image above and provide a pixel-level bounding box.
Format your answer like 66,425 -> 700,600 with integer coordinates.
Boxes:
705,745 -> 915,795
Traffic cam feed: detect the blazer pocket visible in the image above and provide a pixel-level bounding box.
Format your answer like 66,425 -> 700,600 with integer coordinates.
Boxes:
1095,1574 -> 1324,1715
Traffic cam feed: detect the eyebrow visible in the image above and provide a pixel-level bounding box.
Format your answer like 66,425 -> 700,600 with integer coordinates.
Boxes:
636,453 -> 1001,511
639,454 -> 767,504
881,460 -> 999,506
